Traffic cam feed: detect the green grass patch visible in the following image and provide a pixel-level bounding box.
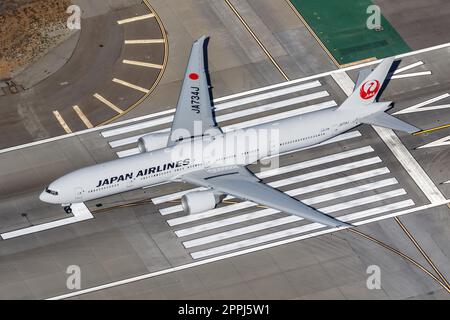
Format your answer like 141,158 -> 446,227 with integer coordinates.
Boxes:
290,0 -> 411,65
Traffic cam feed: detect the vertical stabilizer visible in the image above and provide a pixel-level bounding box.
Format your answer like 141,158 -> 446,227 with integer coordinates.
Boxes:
338,57 -> 395,110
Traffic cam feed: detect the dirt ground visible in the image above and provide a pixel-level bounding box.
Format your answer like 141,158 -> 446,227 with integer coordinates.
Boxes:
0,0 -> 73,80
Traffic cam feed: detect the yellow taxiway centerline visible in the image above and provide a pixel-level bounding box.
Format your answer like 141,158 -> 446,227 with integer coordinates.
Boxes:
93,93 -> 124,114
72,105 -> 94,128
117,13 -> 155,25
52,111 -> 72,134
122,60 -> 164,69
112,78 -> 150,94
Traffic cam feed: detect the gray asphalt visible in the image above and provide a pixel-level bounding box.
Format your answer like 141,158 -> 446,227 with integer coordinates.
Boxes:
0,0 -> 449,300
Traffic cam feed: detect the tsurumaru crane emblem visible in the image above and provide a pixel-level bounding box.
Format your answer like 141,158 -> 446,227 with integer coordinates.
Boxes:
360,79 -> 380,100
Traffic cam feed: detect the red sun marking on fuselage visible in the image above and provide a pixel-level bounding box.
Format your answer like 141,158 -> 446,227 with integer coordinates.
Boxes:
189,73 -> 199,80
360,80 -> 381,100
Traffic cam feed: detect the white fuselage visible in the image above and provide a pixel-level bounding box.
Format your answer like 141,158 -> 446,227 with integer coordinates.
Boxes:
40,107 -> 364,205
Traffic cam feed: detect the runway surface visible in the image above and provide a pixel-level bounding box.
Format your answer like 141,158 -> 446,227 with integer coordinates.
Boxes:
0,0 -> 449,300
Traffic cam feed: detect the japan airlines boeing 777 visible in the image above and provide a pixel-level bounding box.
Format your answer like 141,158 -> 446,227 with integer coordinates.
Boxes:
40,36 -> 419,228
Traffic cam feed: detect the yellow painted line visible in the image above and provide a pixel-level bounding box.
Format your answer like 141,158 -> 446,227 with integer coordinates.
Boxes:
413,123 -> 450,135
93,93 -> 124,114
52,111 -> 72,134
124,39 -> 165,44
112,79 -> 150,94
72,105 -> 94,129
117,13 -> 155,25
283,0 -> 340,68
224,0 -> 290,81
123,60 -> 164,69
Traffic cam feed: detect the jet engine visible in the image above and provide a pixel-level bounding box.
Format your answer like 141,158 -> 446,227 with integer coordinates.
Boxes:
137,133 -> 170,153
181,190 -> 223,215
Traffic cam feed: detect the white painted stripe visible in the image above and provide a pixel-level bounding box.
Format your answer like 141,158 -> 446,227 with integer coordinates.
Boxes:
176,174 -> 393,237
445,180 -> 450,184
155,145 -> 373,207
115,100 -> 338,157
94,94 -> 124,114
167,157 -> 382,226
393,93 -> 450,115
418,134 -> 450,149
390,71 -> 432,79
110,93 -> 331,148
1,203 -> 93,240
123,60 -> 164,69
50,200 -> 450,300
393,61 -> 423,74
103,81 -> 323,139
190,197 -> 413,258
112,78 -> 150,93
117,13 -> 155,24
125,39 -> 165,44
332,70 -> 446,204
214,81 -> 322,110
160,146 -> 375,215
4,42 -> 450,157
184,186 -> 402,248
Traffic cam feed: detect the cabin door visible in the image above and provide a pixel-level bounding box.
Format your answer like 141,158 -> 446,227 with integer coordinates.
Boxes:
74,187 -> 83,201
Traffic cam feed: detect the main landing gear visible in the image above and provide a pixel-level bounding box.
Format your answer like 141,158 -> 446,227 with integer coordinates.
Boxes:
63,205 -> 73,214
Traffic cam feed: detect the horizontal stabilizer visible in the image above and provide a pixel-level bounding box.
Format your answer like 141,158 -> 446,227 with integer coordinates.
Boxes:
361,112 -> 420,134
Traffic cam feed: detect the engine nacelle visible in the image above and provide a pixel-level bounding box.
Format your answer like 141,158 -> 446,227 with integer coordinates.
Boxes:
137,132 -> 170,153
181,190 -> 222,215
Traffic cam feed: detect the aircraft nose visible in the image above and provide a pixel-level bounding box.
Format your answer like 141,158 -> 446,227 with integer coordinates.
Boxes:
39,191 -> 49,203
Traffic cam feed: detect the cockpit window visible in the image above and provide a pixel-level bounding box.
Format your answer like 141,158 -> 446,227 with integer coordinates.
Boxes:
45,188 -> 59,196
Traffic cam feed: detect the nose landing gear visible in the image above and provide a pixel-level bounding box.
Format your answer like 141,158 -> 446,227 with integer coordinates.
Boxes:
63,205 -> 73,214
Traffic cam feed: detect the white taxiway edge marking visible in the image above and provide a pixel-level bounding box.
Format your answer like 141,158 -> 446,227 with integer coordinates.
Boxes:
1,203 -> 93,240
418,134 -> 450,149
331,70 -> 446,204
112,78 -> 150,94
393,93 -> 450,115
175,169 -> 391,237
102,81 -> 322,139
122,60 -> 164,69
4,42 -> 450,156
47,200 -> 448,300
394,61 -> 424,74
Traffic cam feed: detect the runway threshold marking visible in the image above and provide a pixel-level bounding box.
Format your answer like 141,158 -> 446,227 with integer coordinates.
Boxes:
117,13 -> 155,25
123,60 -> 164,69
73,106 -> 94,129
93,94 -> 124,114
112,78 -> 150,94
224,0 -> 290,81
331,70 -> 447,204
52,111 -> 72,134
47,200 -> 450,300
124,39 -> 165,44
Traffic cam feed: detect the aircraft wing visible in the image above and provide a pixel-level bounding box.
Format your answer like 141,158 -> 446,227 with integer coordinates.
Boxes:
182,167 -> 351,228
167,36 -> 220,146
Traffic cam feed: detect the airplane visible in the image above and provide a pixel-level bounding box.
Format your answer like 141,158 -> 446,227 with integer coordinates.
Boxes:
40,36 -> 420,229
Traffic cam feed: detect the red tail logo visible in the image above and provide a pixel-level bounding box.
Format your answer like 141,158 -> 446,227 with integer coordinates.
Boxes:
360,80 -> 380,100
